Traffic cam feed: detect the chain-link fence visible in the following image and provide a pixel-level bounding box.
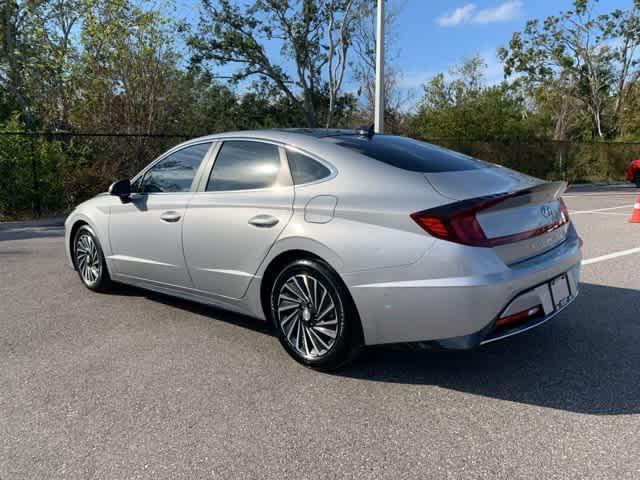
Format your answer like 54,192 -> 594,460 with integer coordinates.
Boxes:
0,131 -> 191,220
423,137 -> 639,182
1,131 -> 638,220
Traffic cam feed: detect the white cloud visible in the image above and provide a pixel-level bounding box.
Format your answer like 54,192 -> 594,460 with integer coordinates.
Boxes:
436,1 -> 522,27
472,1 -> 523,24
436,4 -> 477,27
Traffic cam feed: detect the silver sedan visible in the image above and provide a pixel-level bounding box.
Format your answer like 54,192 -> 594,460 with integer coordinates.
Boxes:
65,129 -> 582,370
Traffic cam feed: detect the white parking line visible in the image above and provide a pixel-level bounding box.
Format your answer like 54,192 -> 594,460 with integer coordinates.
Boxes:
564,193 -> 638,197
570,204 -> 635,214
587,212 -> 630,216
582,247 -> 640,265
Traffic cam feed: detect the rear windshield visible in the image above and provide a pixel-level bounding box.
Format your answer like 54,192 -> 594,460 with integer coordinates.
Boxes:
325,135 -> 486,173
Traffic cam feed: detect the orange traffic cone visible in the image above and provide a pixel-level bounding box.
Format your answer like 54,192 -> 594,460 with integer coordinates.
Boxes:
630,195 -> 640,223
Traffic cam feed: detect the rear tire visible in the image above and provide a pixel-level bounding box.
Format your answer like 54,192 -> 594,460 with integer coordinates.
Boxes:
269,259 -> 362,371
634,172 -> 640,187
73,225 -> 113,292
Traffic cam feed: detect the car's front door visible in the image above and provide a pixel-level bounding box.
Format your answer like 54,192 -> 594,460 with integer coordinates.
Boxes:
108,142 -> 213,287
182,140 -> 294,299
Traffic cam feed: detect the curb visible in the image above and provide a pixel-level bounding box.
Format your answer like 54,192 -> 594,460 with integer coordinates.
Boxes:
0,216 -> 66,230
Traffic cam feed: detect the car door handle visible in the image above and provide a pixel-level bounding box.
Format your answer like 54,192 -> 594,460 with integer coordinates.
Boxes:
248,215 -> 279,228
160,211 -> 182,223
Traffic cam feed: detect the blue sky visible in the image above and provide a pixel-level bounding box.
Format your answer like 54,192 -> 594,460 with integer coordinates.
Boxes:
392,0 -> 633,90
172,0 -> 634,102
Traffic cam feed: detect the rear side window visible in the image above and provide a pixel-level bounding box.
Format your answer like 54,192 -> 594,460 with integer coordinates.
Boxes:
286,149 -> 331,184
140,142 -> 211,193
206,141 -> 282,191
327,135 -> 485,173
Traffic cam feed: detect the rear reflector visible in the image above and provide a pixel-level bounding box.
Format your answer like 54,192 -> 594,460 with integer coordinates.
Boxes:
495,306 -> 542,328
411,193 -> 570,247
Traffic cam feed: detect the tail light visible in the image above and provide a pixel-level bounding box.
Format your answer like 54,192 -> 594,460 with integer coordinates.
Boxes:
557,196 -> 583,247
558,197 -> 570,222
411,193 -> 570,247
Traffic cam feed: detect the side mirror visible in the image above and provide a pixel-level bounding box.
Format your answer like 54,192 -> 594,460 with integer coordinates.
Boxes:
109,179 -> 131,201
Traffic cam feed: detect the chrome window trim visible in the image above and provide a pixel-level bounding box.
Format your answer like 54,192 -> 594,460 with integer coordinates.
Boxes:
130,139 -> 216,195
129,135 -> 338,195
193,141 -> 222,192
197,138 -> 294,194
282,145 -> 337,187
203,136 -> 338,182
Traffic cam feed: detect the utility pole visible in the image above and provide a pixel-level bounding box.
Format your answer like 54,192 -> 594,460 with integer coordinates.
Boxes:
374,0 -> 385,134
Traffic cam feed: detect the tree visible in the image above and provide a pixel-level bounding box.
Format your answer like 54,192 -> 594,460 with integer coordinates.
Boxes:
499,0 -> 640,139
606,4 -> 640,130
1,0 -> 86,129
1,0 -> 46,128
617,82 -> 640,139
351,0 -> 410,132
410,56 -> 539,141
189,0 -> 364,128
166,70 -> 242,135
37,0 -> 86,129
71,0 -> 183,134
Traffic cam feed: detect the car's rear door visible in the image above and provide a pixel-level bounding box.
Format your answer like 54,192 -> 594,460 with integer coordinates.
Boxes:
108,141 -> 213,287
183,140 -> 294,299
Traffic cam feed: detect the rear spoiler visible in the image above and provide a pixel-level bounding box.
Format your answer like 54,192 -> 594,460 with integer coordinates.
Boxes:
531,180 -> 567,197
509,180 -> 567,204
503,182 -> 567,203
476,181 -> 567,213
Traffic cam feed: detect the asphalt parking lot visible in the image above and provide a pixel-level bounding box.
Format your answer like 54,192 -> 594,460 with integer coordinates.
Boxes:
1,184 -> 639,479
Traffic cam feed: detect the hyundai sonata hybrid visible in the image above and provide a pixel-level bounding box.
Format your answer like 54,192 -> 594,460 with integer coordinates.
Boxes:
65,129 -> 582,370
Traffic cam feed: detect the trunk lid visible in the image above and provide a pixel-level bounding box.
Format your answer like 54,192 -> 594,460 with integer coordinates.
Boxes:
424,165 -> 541,201
424,167 -> 570,264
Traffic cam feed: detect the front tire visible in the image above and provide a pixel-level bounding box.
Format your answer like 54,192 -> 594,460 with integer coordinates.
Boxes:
270,259 -> 362,371
73,225 -> 113,292
634,172 -> 640,187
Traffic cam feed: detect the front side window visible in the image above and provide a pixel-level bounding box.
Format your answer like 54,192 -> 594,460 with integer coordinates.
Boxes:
206,141 -> 282,191
139,142 -> 211,193
286,149 -> 331,185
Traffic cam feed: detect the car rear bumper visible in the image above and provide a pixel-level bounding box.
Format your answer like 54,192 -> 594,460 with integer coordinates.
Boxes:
414,266 -> 579,350
481,283 -> 577,346
343,224 -> 582,346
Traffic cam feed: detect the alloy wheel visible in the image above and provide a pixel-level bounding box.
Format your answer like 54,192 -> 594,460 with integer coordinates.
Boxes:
276,273 -> 339,360
75,232 -> 102,285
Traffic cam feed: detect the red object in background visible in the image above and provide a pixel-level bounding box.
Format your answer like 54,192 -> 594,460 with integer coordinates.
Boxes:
629,195 -> 640,224
626,159 -> 640,185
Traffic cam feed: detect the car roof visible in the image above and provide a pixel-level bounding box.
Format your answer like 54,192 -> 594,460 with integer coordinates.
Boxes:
189,128 -> 365,143
175,128 -> 420,178
180,129 -> 375,164
272,128 -> 361,138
